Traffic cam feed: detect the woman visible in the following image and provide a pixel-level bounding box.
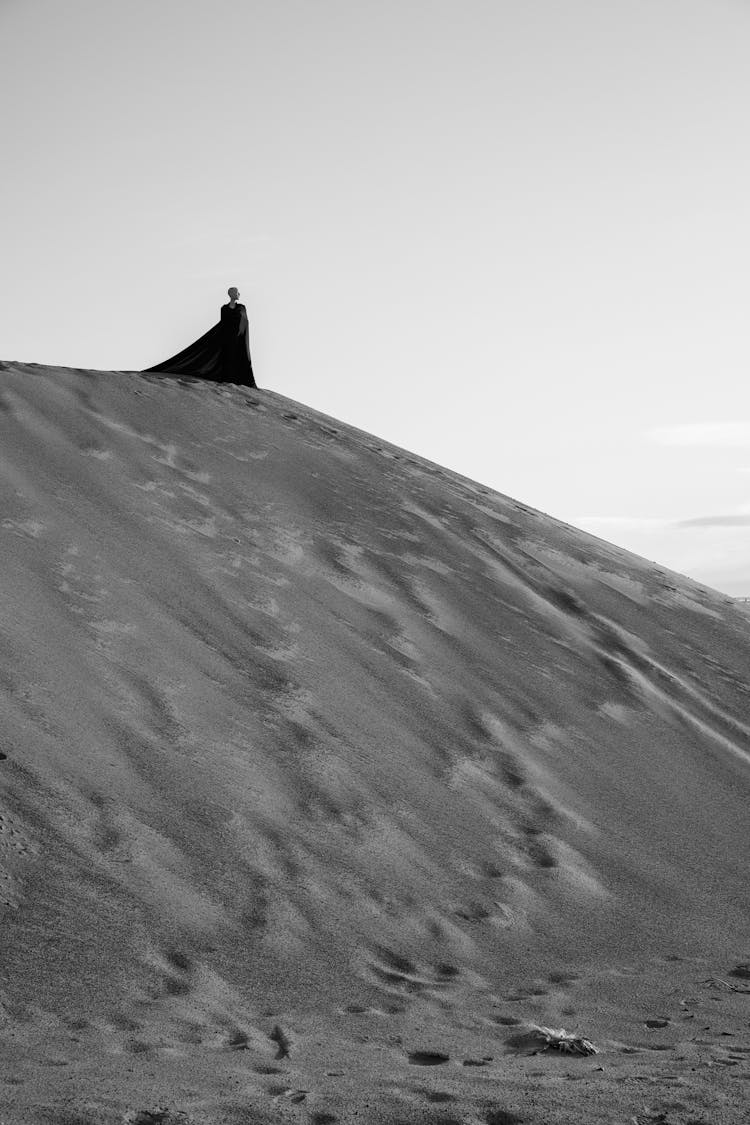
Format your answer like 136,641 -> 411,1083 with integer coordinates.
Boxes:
145,287 -> 256,387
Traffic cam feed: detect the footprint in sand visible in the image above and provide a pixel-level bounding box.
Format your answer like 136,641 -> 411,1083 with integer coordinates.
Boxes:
548,970 -> 580,985
269,1023 -> 292,1059
268,1085 -> 308,1104
227,1029 -> 250,1050
363,946 -> 462,996
407,1050 -> 450,1066
127,1112 -> 190,1125
0,808 -> 39,907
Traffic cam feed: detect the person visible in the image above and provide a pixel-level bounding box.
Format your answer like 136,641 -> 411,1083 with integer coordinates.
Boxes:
145,287 -> 256,387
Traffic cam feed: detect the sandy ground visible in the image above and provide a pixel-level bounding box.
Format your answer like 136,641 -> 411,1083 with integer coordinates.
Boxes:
0,360 -> 748,1125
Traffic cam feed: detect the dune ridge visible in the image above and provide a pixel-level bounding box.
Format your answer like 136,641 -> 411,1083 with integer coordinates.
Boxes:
1,360 -> 748,1124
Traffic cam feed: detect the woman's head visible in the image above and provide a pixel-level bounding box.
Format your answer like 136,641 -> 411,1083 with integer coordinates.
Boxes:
228,286 -> 240,301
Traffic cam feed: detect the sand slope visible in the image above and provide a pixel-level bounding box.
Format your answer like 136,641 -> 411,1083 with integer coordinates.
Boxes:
1,360 -> 749,1124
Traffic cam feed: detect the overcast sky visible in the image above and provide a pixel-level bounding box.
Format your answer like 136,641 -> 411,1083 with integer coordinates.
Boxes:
3,0 -> 750,593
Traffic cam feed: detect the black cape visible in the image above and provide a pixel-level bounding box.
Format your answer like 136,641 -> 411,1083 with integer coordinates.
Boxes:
145,303 -> 256,387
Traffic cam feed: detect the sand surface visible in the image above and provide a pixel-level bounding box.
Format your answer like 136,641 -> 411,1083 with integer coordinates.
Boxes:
0,360 -> 749,1124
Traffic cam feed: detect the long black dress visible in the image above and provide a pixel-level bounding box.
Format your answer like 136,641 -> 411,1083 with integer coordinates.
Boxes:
145,303 -> 256,387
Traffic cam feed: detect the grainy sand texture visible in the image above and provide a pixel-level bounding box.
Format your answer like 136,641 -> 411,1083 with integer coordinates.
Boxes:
0,360 -> 749,1124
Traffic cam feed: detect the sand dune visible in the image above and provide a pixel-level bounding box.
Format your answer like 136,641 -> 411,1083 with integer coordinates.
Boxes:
1,360 -> 748,1124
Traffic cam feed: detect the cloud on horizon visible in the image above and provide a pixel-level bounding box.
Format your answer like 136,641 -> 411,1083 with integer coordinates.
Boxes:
568,512 -> 750,594
578,511 -> 750,531
677,514 -> 750,528
572,516 -> 669,532
647,422 -> 750,447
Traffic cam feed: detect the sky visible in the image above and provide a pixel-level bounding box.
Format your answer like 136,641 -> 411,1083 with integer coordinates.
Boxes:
2,0 -> 750,594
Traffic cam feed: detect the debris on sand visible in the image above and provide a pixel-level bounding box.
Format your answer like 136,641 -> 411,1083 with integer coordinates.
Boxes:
527,1025 -> 599,1056
702,974 -> 750,994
